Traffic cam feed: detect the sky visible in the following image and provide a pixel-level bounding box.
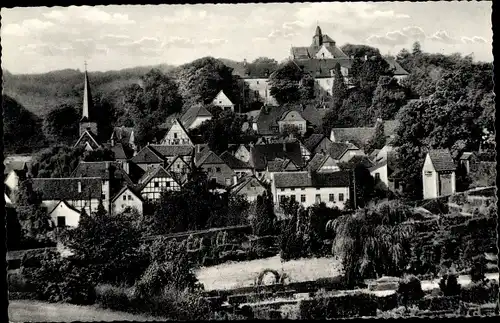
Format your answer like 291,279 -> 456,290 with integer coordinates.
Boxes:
1,2 -> 493,74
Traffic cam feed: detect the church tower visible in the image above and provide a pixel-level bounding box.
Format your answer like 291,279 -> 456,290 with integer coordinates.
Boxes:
313,25 -> 323,47
79,63 -> 98,137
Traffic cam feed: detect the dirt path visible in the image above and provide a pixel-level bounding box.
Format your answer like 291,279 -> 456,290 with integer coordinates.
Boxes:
8,300 -> 165,322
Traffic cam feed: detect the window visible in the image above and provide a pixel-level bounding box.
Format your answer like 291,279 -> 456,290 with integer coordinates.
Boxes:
219,100 -> 222,104
301,188 -> 305,191
216,167 -> 221,173
281,188 -> 285,192
395,180 -> 400,189
301,194 -> 306,202
375,173 -> 380,181
128,195 -> 132,200
291,188 -> 295,191
256,81 -> 260,85
154,182 -> 159,188
329,194 -> 334,202
299,124 -> 303,130
174,132 -> 178,139
280,195 -> 286,203
425,171 -> 433,177
315,194 -> 321,203
123,195 -> 127,201
57,216 -> 66,228
225,178 -> 232,186
339,193 -> 344,202
101,194 -> 106,200
165,181 -> 170,187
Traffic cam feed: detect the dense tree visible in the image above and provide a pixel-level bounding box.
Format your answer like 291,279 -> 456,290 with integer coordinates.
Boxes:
141,68 -> 183,116
3,94 -> 46,153
43,104 -> 80,145
62,206 -> 148,286
251,191 -> 276,236
15,177 -> 53,243
369,76 -> 408,121
364,121 -> 386,155
339,88 -> 373,127
338,158 -> 376,209
341,44 -> 382,59
268,61 -> 304,104
331,63 -> 348,105
327,200 -> 414,286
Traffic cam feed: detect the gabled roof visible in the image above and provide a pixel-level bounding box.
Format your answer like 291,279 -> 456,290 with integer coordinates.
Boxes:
149,145 -> 194,158
292,58 -> 353,77
428,149 -> 456,172
460,152 -> 477,160
111,185 -> 144,203
102,143 -> 128,160
250,141 -> 304,171
267,157 -> 299,172
212,90 -> 234,105
130,146 -> 164,164
48,200 -> 80,215
220,151 -> 252,170
256,105 -> 303,135
328,142 -> 353,160
304,134 -> 329,152
384,57 -> 409,76
70,161 -> 133,185
230,175 -> 266,194
273,171 -> 350,188
196,150 -> 226,167
344,155 -> 375,169
3,160 -> 28,175
32,177 -> 103,200
306,153 -> 337,172
137,165 -> 178,189
181,105 -> 213,129
74,130 -> 101,149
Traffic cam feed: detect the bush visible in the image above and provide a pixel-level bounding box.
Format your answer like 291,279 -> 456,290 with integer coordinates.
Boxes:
418,295 -> 460,311
300,293 -> 378,319
397,275 -> 424,306
460,280 -> 499,304
95,284 -> 132,312
8,271 -> 31,293
470,255 -> 487,282
439,273 -> 461,296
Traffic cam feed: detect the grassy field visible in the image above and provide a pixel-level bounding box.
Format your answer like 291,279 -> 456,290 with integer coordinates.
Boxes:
195,255 -> 343,291
8,300 -> 166,322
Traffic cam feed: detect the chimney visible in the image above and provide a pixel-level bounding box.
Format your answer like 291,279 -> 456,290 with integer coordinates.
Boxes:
78,181 -> 82,193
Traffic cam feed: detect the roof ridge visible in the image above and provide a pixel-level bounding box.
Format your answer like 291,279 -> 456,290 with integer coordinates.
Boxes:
33,176 -> 103,180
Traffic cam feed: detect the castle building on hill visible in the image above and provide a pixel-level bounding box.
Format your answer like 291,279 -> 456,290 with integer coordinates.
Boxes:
290,25 -> 349,60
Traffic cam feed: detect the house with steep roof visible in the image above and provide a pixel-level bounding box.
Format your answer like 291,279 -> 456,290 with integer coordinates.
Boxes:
307,152 -> 340,173
49,200 -> 81,228
137,165 -> 181,202
278,110 -> 308,135
384,56 -> 410,83
229,175 -> 267,202
270,171 -> 350,210
165,156 -> 191,186
220,151 -> 253,178
74,130 -> 101,151
230,60 -> 279,107
249,141 -> 304,178
149,144 -> 194,166
194,147 -> 237,187
181,105 -> 213,130
459,151 -> 479,175
328,142 -> 364,163
160,118 -> 195,145
422,149 -> 457,199
70,161 -> 134,213
369,150 -> 399,192
304,134 -> 333,157
212,90 -> 235,112
130,145 -> 165,172
111,185 -> 144,215
228,143 -> 252,164
32,177 -> 103,216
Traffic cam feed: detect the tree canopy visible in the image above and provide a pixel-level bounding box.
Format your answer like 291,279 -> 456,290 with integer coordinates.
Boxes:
43,104 -> 80,146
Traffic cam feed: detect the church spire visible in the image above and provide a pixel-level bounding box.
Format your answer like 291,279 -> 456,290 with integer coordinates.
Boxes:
82,61 -> 92,121
313,24 -> 323,47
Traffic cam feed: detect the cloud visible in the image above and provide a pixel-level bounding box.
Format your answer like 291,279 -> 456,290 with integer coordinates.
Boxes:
461,36 -> 488,44
2,19 -> 54,36
199,38 -> 228,46
428,30 -> 457,44
43,7 -> 135,25
367,25 -> 427,46
402,26 -> 426,41
19,42 -> 108,57
282,20 -> 308,30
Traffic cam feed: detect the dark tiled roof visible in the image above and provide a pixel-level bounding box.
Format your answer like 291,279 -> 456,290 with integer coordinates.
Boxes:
74,130 -> 101,149
429,149 -> 456,172
32,177 -> 103,200
274,171 -> 350,188
197,151 -> 225,166
307,153 -> 336,172
267,158 -> 298,172
130,146 -> 164,164
346,155 -> 375,169
328,142 -> 351,160
460,152 -> 476,160
301,105 -> 329,128
384,57 -> 409,76
303,134 -> 326,152
149,145 -> 193,158
230,175 -> 265,194
256,105 -> 303,135
181,104 -> 213,128
292,58 -> 353,78
251,141 -> 304,170
220,151 -> 252,170
70,161 -> 133,185
331,127 -> 375,146
102,143 -> 127,160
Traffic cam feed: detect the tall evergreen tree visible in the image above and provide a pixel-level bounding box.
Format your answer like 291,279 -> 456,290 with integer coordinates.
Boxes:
331,63 -> 348,106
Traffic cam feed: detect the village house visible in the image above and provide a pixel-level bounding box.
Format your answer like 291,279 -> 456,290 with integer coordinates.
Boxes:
303,134 -> 333,158
306,152 -> 340,173
328,142 -> 364,163
220,151 -> 253,178
212,90 -> 235,112
277,110 -> 308,135
32,177 -> 103,221
3,160 -> 28,202
194,145 -> 238,187
111,185 -> 144,215
129,146 -> 165,172
459,151 -> 480,175
160,118 -> 195,145
228,143 -> 252,164
249,141 -> 304,179
149,144 -> 194,167
422,149 -> 457,199
110,126 -> 137,156
369,149 -> 399,192
384,56 -> 410,83
270,170 -> 350,210
137,165 -> 182,202
229,175 -> 267,202
70,161 -> 134,214
180,104 -> 213,130
165,156 -> 191,185
49,200 -> 81,228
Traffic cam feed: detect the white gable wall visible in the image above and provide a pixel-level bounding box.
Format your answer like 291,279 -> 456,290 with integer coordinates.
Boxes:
315,45 -> 335,59
50,202 -> 81,228
370,163 -> 388,187
161,120 -> 193,145
4,171 -> 19,192
422,154 -> 438,199
213,91 -> 235,111
113,188 -> 143,215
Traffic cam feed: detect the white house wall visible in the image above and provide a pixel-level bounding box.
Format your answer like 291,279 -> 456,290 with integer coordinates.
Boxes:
274,186 -> 350,210
244,78 -> 278,106
370,163 -> 388,187
141,177 -> 180,202
50,203 -> 81,227
422,154 -> 439,199
113,189 -> 143,215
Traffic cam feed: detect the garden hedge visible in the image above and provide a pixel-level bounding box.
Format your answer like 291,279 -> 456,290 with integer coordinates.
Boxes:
299,293 -> 378,319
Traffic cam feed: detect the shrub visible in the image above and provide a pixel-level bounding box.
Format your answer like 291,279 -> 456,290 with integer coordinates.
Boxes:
470,255 -> 487,282
397,275 -> 424,306
8,271 -> 31,293
438,273 -> 461,296
300,293 -> 378,319
95,284 -> 132,312
460,280 -> 499,304
418,295 -> 460,311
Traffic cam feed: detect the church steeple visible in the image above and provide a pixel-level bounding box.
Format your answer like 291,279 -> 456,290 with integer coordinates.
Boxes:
313,24 -> 323,47
82,61 -> 92,121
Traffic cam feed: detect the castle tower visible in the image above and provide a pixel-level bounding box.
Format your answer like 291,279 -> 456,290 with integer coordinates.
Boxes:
313,25 -> 323,47
79,62 -> 98,137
